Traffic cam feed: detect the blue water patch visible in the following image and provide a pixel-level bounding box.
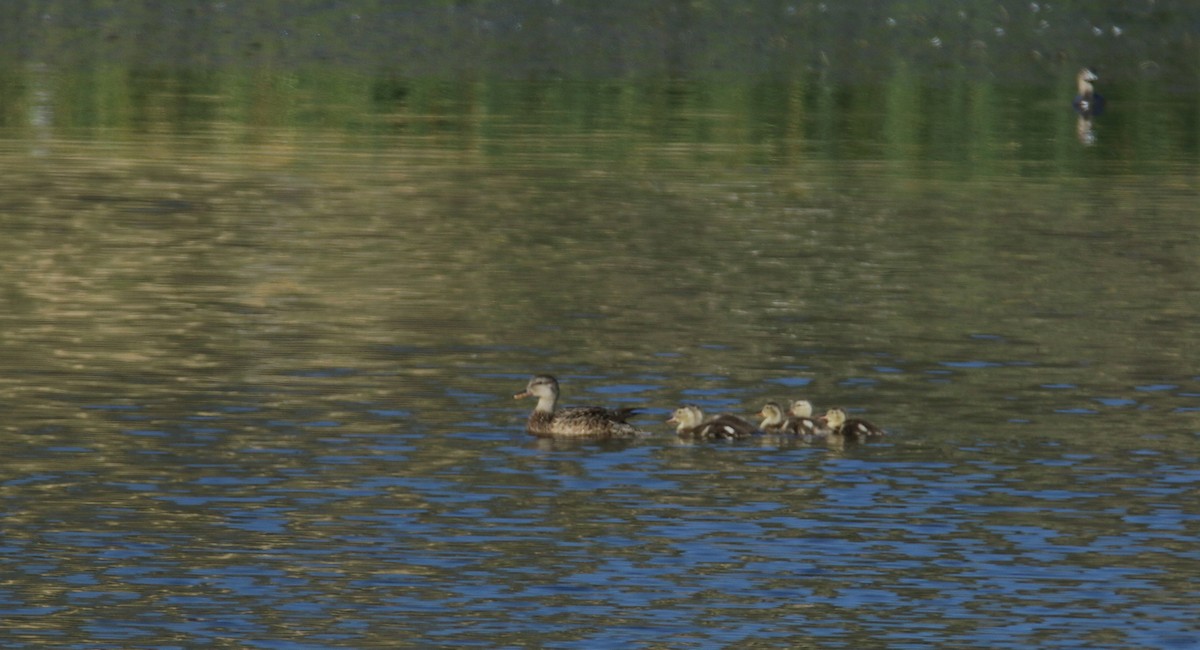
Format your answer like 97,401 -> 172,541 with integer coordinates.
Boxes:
302,420 -> 342,428
840,377 -> 878,386
1136,384 -> 1178,392
111,483 -> 159,492
368,409 -> 411,418
940,360 -> 1002,368
68,591 -> 140,601
11,375 -> 1200,649
766,376 -> 813,387
0,606 -> 66,616
1094,397 -> 1137,407
589,383 -> 659,394
1055,408 -> 1099,415
681,388 -> 733,397
1041,383 -> 1076,389
873,366 -> 904,373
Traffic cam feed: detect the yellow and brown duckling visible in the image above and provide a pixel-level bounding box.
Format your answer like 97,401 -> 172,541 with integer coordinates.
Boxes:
817,407 -> 886,440
788,399 -> 828,435
514,374 -> 642,439
667,405 -> 758,441
787,399 -> 814,418
757,401 -> 826,436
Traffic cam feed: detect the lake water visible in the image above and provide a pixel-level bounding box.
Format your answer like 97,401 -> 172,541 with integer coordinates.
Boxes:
3,5 -> 1200,648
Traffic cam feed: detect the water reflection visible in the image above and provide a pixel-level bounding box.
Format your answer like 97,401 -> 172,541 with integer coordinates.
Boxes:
8,386 -> 1199,648
1,61 -> 1199,647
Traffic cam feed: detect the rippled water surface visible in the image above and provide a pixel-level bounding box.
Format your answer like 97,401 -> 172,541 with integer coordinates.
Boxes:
3,13 -> 1200,644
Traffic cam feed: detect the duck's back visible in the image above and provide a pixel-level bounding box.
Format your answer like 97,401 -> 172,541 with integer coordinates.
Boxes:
527,406 -> 641,438
688,413 -> 758,441
840,418 -> 885,439
787,416 -> 826,436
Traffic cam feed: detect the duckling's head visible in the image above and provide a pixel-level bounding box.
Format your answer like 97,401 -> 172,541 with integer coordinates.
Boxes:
788,399 -> 814,418
667,405 -> 704,431
514,374 -> 560,401
757,402 -> 787,426
818,407 -> 847,429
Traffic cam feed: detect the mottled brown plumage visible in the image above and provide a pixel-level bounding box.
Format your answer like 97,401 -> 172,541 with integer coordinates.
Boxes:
514,374 -> 642,439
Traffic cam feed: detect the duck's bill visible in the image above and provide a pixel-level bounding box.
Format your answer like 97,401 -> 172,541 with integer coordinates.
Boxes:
513,391 -> 532,399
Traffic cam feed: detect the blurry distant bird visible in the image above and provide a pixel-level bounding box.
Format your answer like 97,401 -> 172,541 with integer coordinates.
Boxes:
1072,68 -> 1105,118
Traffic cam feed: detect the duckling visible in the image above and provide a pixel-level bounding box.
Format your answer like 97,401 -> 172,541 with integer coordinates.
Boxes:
757,401 -> 825,436
1072,68 -> 1105,118
788,399 -> 827,435
787,399 -> 814,418
667,405 -> 758,441
818,407 -> 886,440
514,374 -> 642,439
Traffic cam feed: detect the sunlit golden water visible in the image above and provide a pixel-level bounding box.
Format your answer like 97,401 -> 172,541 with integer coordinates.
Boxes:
1,79 -> 1198,647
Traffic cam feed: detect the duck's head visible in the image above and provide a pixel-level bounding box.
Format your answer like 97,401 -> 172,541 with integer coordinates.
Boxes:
818,407 -> 847,429
667,405 -> 704,431
1077,67 -> 1098,92
757,402 -> 787,426
514,374 -> 560,401
788,399 -> 814,418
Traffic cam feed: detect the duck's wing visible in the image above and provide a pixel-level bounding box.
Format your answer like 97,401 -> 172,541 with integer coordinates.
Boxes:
842,418 -> 885,439
702,414 -> 759,440
608,406 -> 639,423
789,416 -> 828,435
560,406 -> 638,423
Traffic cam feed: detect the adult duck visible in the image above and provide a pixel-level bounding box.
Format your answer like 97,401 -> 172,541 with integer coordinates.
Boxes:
1072,68 -> 1105,118
667,405 -> 758,441
818,407 -> 886,440
514,374 -> 642,439
757,401 -> 825,436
